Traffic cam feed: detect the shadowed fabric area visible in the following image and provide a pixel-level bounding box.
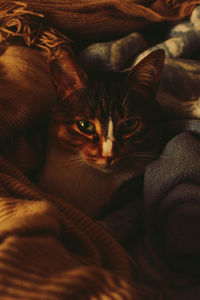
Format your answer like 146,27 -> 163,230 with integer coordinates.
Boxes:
14,0 -> 200,41
0,0 -> 199,44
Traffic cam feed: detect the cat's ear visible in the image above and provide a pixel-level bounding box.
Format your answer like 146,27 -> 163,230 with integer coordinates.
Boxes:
50,49 -> 88,101
127,49 -> 165,97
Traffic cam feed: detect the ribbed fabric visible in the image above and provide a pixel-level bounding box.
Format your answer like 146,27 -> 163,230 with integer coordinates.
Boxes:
0,0 -> 199,44
0,151 -> 143,299
23,0 -> 200,40
0,1 -> 197,298
0,40 -> 140,299
0,44 -> 57,139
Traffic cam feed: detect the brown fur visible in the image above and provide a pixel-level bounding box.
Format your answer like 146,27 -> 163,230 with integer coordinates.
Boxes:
39,50 -> 165,218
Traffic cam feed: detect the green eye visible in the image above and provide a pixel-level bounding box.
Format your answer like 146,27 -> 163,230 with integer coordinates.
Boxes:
77,120 -> 95,135
120,119 -> 140,135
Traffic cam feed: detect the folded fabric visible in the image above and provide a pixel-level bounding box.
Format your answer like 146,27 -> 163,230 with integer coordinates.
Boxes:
0,43 -> 140,300
78,8 -> 200,120
157,58 -> 200,119
133,5 -> 200,65
78,5 -> 200,72
24,0 -> 200,41
0,44 -> 56,139
144,132 -> 200,274
0,154 -> 136,299
1,2 -> 200,298
78,32 -> 147,72
1,0 -> 199,43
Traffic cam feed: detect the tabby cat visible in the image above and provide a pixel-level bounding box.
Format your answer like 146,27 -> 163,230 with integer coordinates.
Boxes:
39,49 -> 165,218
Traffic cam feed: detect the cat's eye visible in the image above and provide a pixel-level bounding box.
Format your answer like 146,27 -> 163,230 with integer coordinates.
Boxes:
77,120 -> 95,135
120,119 -> 140,135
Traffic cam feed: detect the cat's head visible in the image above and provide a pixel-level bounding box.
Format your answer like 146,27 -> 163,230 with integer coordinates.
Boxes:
50,49 -> 165,176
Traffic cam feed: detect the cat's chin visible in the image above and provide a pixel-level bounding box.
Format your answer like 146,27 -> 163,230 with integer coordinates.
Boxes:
97,166 -> 115,174
83,160 -> 115,174
87,162 -> 126,176
89,163 -> 115,174
84,158 -> 131,175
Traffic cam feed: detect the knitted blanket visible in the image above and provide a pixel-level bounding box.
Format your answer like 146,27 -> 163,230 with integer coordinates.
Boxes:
1,1 -> 200,299
3,0 -> 199,41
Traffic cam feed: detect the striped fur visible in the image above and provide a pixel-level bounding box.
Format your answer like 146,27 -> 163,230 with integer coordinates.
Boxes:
39,50 -> 165,217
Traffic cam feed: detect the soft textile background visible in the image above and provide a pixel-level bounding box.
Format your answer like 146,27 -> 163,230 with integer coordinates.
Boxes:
0,1 -> 200,300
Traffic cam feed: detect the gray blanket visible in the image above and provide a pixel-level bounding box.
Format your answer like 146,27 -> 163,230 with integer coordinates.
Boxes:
128,132 -> 200,300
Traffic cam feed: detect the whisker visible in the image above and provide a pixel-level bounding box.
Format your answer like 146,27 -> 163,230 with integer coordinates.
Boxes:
63,157 -> 88,168
122,91 -> 130,106
68,158 -> 82,163
71,162 -> 88,168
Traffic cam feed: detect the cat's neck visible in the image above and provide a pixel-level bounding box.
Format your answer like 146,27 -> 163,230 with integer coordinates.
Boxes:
39,143 -> 132,218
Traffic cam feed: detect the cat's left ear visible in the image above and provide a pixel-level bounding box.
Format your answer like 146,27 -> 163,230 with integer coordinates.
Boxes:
50,48 -> 88,101
127,49 -> 165,97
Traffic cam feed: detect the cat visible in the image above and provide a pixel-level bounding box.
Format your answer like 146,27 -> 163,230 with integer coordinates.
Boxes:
39,49 -> 165,218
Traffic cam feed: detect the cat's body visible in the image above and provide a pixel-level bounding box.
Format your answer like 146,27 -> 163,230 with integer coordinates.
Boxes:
39,146 -> 133,217
39,50 -> 165,218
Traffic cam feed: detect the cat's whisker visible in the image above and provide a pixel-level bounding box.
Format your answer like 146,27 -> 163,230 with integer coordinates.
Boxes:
74,161 -> 88,167
63,157 -> 88,168
68,158 -> 82,163
122,91 -> 130,107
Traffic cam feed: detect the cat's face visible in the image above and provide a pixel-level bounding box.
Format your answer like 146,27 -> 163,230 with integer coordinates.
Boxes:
50,50 -> 165,176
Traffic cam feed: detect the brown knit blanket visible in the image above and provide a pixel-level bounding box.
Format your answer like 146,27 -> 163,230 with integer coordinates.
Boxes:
0,43 -> 143,300
0,1 -> 199,299
9,0 -> 200,41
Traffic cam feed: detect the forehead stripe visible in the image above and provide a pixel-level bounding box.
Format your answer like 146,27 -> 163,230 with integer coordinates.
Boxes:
102,140 -> 113,157
107,117 -> 114,141
102,117 -> 114,157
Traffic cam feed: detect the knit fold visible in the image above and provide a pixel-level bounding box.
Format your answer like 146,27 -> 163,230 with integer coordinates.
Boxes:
1,0 -> 199,44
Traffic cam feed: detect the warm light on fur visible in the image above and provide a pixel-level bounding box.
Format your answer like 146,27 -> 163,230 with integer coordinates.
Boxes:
39,50 -> 165,217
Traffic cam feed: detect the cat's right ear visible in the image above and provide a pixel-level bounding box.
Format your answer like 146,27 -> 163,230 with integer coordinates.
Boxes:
127,49 -> 165,97
50,49 -> 88,101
